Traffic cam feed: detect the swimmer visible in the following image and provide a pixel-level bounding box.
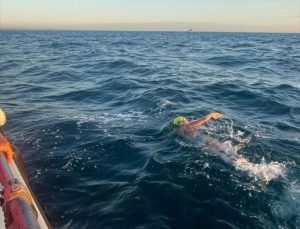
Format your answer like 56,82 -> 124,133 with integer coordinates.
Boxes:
161,112 -> 223,140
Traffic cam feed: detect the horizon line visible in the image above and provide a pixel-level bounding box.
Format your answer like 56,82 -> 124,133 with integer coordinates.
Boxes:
0,28 -> 299,34
1,21 -> 299,33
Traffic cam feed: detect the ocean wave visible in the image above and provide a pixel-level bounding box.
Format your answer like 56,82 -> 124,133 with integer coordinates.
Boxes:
270,183 -> 300,229
105,59 -> 139,69
204,55 -> 254,67
1,31 -> 299,229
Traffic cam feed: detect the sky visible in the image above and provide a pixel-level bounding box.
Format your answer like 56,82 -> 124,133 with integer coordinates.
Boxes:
0,0 -> 299,33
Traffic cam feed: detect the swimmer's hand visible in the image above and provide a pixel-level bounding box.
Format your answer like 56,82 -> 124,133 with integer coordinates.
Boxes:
209,112 -> 223,119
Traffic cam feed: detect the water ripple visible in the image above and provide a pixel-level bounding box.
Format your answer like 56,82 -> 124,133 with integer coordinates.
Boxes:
0,31 -> 299,229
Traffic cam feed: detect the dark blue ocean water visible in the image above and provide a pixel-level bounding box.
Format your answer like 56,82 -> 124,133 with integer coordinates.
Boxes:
0,31 -> 300,229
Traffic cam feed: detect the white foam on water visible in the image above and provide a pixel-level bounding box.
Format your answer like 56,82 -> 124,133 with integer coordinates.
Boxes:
179,118 -> 286,183
62,110 -> 148,126
204,136 -> 285,183
233,157 -> 284,183
61,110 -> 150,138
59,107 -> 165,172
153,99 -> 172,116
159,99 -> 171,107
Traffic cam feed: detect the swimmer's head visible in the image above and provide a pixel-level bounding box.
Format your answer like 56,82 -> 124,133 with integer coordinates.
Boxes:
172,116 -> 186,127
0,108 -> 6,127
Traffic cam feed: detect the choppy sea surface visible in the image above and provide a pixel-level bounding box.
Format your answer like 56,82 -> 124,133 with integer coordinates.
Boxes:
0,31 -> 300,229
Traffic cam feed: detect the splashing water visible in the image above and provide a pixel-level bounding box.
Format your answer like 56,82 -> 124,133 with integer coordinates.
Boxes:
181,118 -> 285,183
160,99 -> 171,107
154,99 -> 172,116
233,158 -> 284,183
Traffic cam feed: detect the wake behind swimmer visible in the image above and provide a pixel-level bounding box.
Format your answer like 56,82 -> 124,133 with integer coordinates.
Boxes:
202,136 -> 285,183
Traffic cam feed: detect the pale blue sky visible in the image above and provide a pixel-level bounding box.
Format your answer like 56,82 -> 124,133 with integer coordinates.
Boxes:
1,0 -> 299,32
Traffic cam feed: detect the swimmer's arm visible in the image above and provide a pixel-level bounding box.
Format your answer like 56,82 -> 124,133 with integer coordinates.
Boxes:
188,116 -> 210,128
189,112 -> 223,128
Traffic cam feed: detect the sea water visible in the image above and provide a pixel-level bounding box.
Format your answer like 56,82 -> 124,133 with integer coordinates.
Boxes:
0,31 -> 299,228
